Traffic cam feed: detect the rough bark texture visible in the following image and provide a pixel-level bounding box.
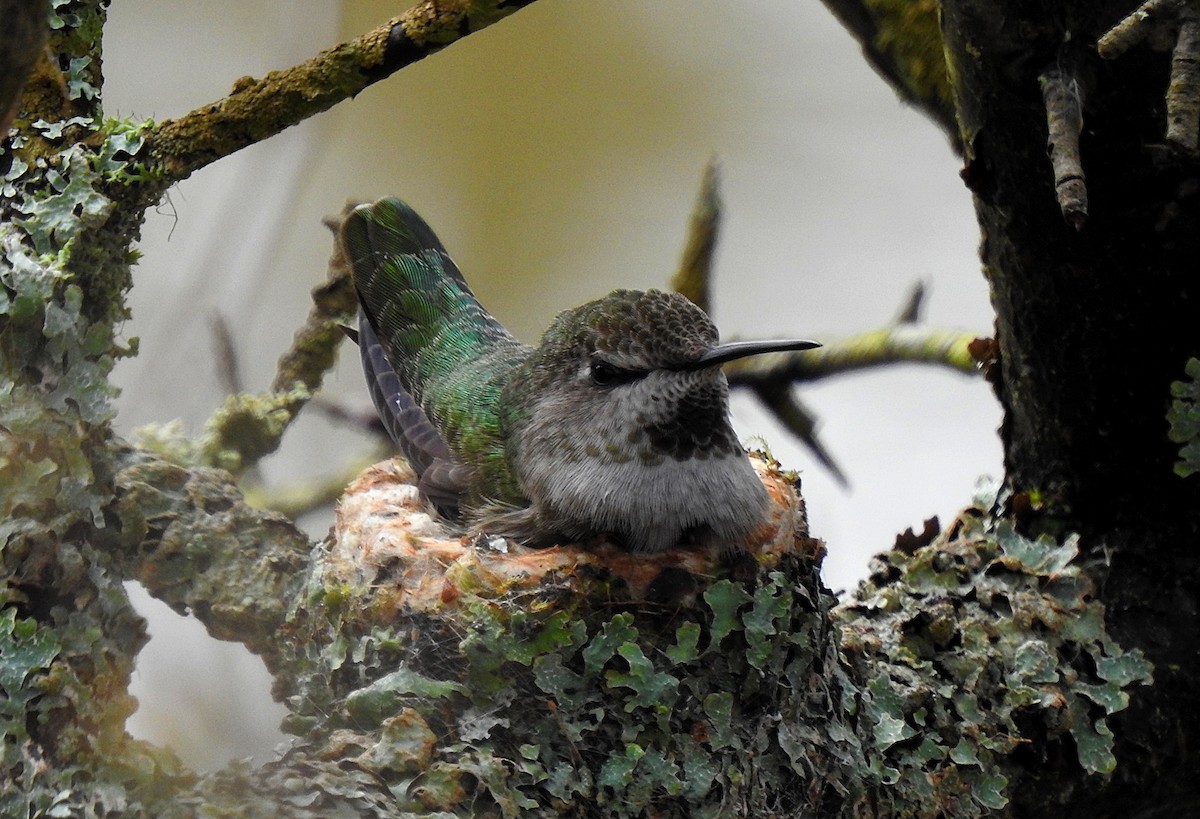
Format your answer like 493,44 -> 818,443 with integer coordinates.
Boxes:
940,2 -> 1200,815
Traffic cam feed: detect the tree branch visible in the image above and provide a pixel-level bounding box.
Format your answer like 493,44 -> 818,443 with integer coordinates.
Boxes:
142,209 -> 360,476
1039,63 -> 1089,230
671,159 -> 720,313
725,325 -> 982,386
146,0 -> 539,181
817,0 -> 958,144
0,0 -> 47,134
107,443 -> 312,668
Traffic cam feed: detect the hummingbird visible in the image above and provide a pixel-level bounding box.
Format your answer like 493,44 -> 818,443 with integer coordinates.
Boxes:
342,197 -> 819,553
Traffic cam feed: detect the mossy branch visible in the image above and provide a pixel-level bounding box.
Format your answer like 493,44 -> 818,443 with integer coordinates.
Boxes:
137,209 -> 358,476
146,0 -> 538,182
816,0 -> 958,144
725,324 -> 982,385
107,444 -> 312,667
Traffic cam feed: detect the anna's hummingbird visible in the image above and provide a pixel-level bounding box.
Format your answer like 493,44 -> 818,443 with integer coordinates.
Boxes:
342,197 -> 819,553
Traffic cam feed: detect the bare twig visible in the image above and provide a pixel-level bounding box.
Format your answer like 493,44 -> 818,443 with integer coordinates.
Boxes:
672,159 -> 721,313
147,0 -> 538,181
310,396 -> 388,437
894,281 -> 927,325
1039,65 -> 1089,231
210,312 -> 244,395
753,382 -> 849,487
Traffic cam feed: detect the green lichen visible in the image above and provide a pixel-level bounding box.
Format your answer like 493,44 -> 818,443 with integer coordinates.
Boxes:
838,513 -> 1153,816
133,385 -> 313,475
1,4 -> 211,814
96,118 -> 159,185
199,385 -> 312,474
1167,357 -> 1200,477
863,0 -> 953,113
251,549 -> 855,817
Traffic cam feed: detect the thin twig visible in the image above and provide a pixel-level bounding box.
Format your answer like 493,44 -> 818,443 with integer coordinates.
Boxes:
672,159 -> 721,313
310,396 -> 389,438
753,382 -> 848,487
1039,65 -> 1089,231
210,311 -> 243,395
894,281 -> 927,325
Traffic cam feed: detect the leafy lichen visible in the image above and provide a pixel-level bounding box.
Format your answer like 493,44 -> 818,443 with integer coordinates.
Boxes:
837,511 -> 1153,816
1168,357 -> 1200,477
265,550 -> 854,817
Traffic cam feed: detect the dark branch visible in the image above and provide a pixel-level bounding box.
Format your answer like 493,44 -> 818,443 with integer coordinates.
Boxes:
0,0 -> 47,134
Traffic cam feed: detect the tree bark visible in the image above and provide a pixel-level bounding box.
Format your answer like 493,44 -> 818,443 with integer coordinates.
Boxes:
940,1 -> 1200,814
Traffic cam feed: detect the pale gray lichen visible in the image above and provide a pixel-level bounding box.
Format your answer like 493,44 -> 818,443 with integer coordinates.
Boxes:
836,511 -> 1153,816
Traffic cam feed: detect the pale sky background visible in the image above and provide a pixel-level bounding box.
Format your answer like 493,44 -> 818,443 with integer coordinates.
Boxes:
102,1 -> 1000,771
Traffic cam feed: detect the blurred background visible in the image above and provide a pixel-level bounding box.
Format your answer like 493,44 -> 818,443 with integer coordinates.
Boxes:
102,0 -> 1000,772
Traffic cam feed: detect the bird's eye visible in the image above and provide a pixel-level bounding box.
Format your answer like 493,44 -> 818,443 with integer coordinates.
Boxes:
589,358 -> 641,387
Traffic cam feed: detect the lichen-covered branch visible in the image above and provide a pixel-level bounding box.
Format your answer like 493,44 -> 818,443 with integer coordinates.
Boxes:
271,214 -> 359,394
136,210 -> 358,476
1098,0 -> 1200,154
146,0 -> 538,181
1097,0 -> 1188,58
817,0 -> 957,143
838,507 -> 1152,813
202,214 -> 358,474
1168,7 -> 1200,152
106,444 -> 312,666
725,325 -> 982,386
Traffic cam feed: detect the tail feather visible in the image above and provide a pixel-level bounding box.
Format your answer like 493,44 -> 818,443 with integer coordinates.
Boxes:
356,312 -> 467,512
342,198 -> 514,395
341,197 -> 530,511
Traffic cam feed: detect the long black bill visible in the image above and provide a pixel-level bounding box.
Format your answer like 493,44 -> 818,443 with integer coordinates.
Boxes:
675,338 -> 822,371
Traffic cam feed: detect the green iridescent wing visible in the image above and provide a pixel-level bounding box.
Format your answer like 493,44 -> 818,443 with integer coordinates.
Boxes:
341,198 -> 529,509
